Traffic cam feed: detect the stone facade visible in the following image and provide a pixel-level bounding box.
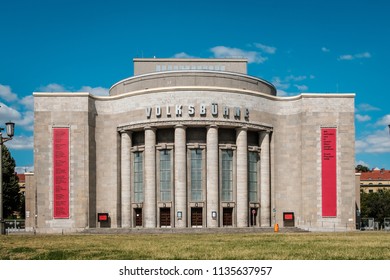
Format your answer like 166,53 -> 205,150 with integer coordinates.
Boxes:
29,58 -> 357,232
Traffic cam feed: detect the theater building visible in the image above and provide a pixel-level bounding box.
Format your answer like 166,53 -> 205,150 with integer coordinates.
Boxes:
29,58 -> 357,232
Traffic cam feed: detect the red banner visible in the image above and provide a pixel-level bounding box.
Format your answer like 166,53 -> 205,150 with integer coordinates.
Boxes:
53,128 -> 69,218
321,128 -> 337,217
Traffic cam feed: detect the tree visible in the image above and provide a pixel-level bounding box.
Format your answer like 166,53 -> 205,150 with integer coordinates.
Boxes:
360,189 -> 390,227
1,145 -> 21,218
356,164 -> 370,172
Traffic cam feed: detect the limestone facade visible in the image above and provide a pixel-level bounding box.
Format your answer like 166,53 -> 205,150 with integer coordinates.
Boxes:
29,58 -> 356,232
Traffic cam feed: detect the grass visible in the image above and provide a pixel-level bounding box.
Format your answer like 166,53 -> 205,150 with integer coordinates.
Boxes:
1,231 -> 389,260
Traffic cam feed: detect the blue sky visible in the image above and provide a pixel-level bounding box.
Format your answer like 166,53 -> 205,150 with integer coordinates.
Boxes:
0,0 -> 389,172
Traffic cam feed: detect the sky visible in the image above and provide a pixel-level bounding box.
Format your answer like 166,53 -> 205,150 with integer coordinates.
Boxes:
0,0 -> 389,173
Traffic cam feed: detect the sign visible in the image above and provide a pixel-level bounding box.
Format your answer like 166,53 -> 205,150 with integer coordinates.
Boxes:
98,213 -> 109,222
53,127 -> 70,219
251,209 -> 256,215
321,128 -> 337,217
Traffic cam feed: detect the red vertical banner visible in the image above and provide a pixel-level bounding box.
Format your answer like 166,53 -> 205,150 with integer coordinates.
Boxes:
321,128 -> 337,217
53,127 -> 70,218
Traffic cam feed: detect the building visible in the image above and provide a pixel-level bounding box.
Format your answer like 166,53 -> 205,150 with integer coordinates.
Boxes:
28,58 -> 356,232
360,168 -> 390,193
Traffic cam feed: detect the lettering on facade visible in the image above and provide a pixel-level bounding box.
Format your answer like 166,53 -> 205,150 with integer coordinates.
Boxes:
146,103 -> 249,120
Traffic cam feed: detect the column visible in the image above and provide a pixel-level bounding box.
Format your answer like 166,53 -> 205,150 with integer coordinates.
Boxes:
207,125 -> 219,227
260,131 -> 271,227
120,131 -> 132,227
174,125 -> 187,228
144,127 -> 156,228
236,127 -> 248,227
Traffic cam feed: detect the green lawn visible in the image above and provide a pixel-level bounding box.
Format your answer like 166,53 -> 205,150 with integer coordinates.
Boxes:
1,231 -> 389,260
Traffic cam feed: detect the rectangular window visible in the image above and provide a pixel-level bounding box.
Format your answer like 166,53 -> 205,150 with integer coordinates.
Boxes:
133,152 -> 144,203
160,149 -> 172,201
248,151 -> 259,202
221,149 -> 233,201
191,149 -> 203,201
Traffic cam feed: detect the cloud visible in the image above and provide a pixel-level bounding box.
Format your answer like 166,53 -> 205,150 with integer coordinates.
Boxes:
376,114 -> 390,126
79,86 -> 109,96
355,160 -> 370,168
321,47 -> 330,52
15,166 -> 34,174
210,46 -> 267,64
355,114 -> 371,122
253,43 -> 276,54
38,83 -> 66,92
5,135 -> 34,150
357,103 -> 380,112
0,84 -> 18,102
294,84 -> 308,91
173,52 -> 195,59
0,102 -> 22,121
338,52 -> 371,61
356,128 -> 390,154
20,95 -> 34,110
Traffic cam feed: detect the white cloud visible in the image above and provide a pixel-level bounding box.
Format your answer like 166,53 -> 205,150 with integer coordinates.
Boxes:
15,166 -> 34,174
376,114 -> 390,126
38,83 -> 66,92
355,114 -> 371,122
356,128 -> 390,154
0,102 -> 22,121
357,103 -> 380,112
79,86 -> 109,96
355,160 -> 370,168
276,89 -> 288,97
210,46 -> 267,64
5,135 -> 34,150
173,52 -> 195,59
0,84 -> 18,102
253,43 -> 276,54
20,95 -> 34,110
338,52 -> 372,61
294,84 -> 308,91
321,47 -> 330,52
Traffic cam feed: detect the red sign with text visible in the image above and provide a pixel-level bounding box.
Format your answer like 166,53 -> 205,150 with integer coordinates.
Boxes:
321,128 -> 337,217
53,128 -> 69,218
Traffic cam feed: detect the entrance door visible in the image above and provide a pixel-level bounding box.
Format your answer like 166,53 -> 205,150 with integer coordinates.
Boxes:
134,208 -> 142,227
160,207 -> 171,227
223,208 -> 233,226
250,208 -> 258,226
191,207 -> 203,227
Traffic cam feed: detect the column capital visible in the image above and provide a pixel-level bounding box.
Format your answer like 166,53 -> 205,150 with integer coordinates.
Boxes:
144,126 -> 156,132
174,124 -> 187,129
207,124 -> 218,130
120,129 -> 132,135
236,126 -> 248,132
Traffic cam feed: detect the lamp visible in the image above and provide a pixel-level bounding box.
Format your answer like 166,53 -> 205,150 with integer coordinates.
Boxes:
5,121 -> 15,137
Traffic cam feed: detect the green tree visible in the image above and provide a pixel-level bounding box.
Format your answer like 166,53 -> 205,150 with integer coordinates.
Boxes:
360,189 -> 390,227
1,145 -> 21,218
356,164 -> 370,172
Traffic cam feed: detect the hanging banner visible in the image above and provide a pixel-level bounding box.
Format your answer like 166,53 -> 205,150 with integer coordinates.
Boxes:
53,127 -> 70,218
321,128 -> 337,217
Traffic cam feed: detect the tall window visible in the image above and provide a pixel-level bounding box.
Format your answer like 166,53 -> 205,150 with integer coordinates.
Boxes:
191,149 -> 203,201
133,151 -> 143,203
160,149 -> 172,201
248,151 -> 259,202
221,149 -> 233,201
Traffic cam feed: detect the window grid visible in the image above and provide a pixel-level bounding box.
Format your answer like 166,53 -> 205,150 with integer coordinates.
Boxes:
248,151 -> 258,202
191,149 -> 203,201
160,149 -> 172,201
221,150 -> 233,201
133,151 -> 143,203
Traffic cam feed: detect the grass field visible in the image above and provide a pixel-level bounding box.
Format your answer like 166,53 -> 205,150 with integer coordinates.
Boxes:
1,231 -> 389,260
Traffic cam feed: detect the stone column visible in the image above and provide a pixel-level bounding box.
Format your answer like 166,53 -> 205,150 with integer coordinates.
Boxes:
120,130 -> 132,228
206,125 -> 219,227
144,127 -> 156,228
174,125 -> 187,228
260,131 -> 271,227
236,127 -> 248,227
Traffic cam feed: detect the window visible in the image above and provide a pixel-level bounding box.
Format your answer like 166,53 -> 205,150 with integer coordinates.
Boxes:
133,152 -> 143,203
160,149 -> 172,201
248,151 -> 259,202
221,149 -> 233,201
191,149 -> 203,201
